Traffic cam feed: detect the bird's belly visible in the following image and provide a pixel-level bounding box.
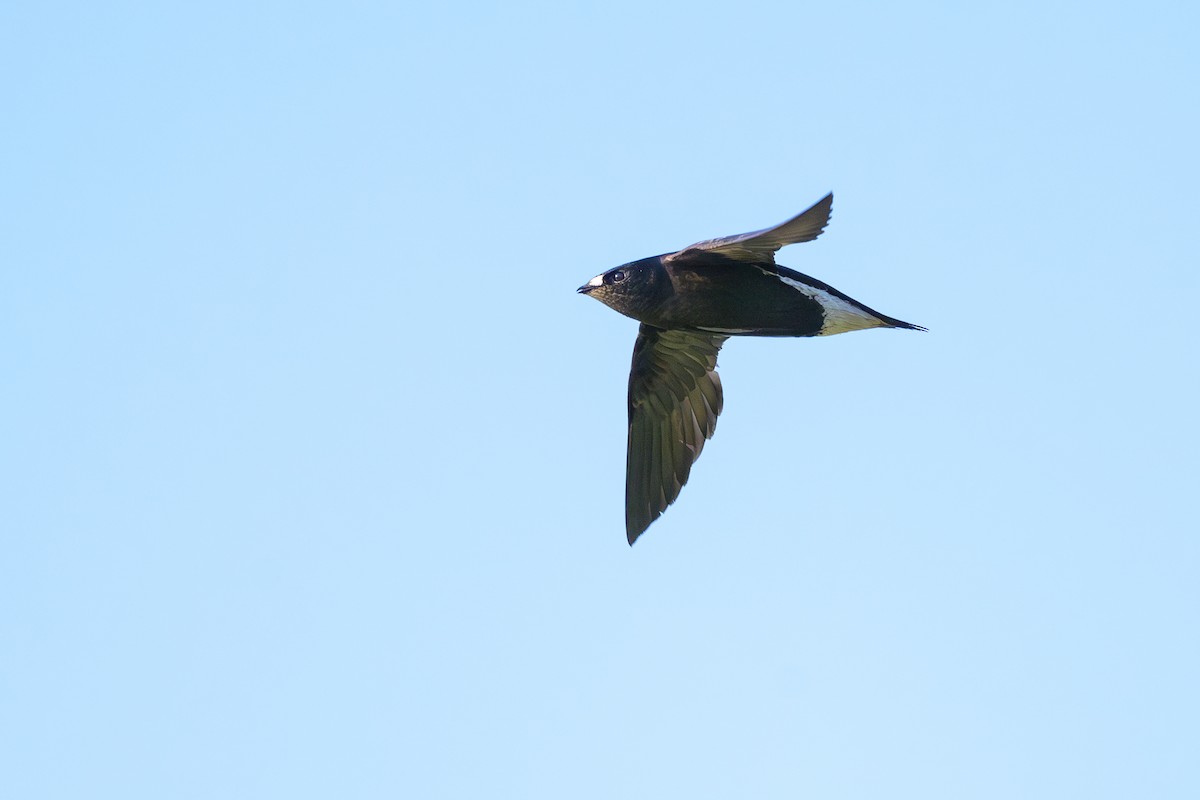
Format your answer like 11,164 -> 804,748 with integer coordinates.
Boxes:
658,282 -> 826,337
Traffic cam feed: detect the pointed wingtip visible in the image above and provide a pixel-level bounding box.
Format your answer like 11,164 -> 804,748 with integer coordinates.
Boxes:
627,507 -> 657,545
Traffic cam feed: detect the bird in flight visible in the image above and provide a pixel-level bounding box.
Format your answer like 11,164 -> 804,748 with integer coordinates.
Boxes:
578,193 -> 924,545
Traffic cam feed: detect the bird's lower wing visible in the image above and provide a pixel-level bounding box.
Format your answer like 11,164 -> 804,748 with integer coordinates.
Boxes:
626,325 -> 727,544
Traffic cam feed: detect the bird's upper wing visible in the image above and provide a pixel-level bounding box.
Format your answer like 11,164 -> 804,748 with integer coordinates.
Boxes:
626,324 -> 728,544
664,192 -> 833,264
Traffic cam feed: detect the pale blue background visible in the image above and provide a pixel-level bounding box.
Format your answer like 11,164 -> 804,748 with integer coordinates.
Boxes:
3,2 -> 1198,798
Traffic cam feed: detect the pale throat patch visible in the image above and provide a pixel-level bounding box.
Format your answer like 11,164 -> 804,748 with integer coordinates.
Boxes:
775,273 -> 885,335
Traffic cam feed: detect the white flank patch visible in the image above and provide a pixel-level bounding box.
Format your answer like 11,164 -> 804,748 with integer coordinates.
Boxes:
587,274 -> 604,288
697,326 -> 754,334
776,273 -> 884,335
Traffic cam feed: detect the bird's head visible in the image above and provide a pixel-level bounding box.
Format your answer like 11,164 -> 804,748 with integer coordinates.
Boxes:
577,257 -> 666,321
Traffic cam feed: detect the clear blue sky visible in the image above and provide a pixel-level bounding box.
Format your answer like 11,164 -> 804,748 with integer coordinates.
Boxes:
3,2 -> 1198,798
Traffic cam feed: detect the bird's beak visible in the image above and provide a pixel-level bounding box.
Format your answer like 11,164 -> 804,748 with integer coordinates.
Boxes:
577,284 -> 594,294
578,274 -> 604,294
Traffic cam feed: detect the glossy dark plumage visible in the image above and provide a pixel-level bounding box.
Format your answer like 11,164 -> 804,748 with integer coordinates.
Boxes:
579,193 -> 923,544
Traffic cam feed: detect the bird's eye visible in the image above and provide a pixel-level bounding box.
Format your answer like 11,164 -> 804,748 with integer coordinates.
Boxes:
609,269 -> 627,284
